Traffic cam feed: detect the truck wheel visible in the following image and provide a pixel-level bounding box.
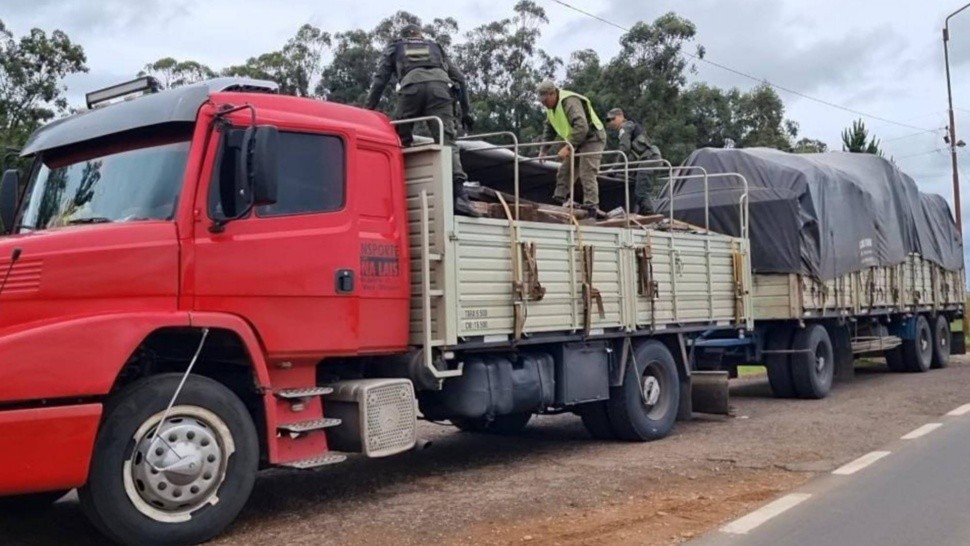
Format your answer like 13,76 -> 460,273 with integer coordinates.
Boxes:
931,315 -> 951,369
790,324 -> 834,399
0,490 -> 69,512
577,402 -> 617,440
902,315 -> 933,373
78,374 -> 258,546
453,412 -> 532,434
877,324 -> 906,372
607,340 -> 680,442
764,327 -> 796,398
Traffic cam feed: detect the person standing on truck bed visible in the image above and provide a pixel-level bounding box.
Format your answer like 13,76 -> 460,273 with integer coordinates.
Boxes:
606,107 -> 663,215
536,80 -> 607,218
365,24 -> 481,217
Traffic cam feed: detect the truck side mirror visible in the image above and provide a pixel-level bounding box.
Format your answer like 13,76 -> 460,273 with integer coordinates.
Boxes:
0,169 -> 19,235
237,125 -> 278,207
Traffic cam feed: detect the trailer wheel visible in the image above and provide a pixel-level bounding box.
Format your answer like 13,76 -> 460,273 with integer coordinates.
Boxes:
607,340 -> 679,442
876,324 -> 906,372
764,327 -> 797,398
931,315 -> 950,369
0,490 -> 69,512
78,374 -> 258,546
577,402 -> 617,440
453,413 -> 532,435
790,324 -> 834,399
901,315 -> 933,373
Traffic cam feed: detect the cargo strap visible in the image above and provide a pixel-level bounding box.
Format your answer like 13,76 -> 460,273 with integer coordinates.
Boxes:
520,242 -> 546,301
731,244 -> 746,325
568,214 -> 605,335
581,245 -> 606,334
495,192 -> 545,341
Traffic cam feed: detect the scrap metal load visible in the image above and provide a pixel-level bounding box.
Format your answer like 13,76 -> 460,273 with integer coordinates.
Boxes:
656,148 -> 964,280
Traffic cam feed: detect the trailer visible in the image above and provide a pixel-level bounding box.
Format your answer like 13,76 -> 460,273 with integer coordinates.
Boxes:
653,148 -> 966,398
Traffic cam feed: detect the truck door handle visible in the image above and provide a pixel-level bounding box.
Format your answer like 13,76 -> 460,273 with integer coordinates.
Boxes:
335,269 -> 355,293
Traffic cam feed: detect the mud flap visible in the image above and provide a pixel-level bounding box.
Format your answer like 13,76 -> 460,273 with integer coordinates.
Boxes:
690,371 -> 730,415
952,330 -> 966,355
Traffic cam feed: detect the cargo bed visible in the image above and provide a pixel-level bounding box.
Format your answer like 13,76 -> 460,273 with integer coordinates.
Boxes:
753,256 -> 965,320
403,145 -> 752,356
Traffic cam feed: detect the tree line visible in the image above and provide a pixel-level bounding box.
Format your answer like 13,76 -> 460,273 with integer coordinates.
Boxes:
0,2 -> 885,169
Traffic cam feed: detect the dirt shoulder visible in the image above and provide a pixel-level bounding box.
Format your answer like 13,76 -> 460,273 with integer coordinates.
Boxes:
4,357 -> 969,546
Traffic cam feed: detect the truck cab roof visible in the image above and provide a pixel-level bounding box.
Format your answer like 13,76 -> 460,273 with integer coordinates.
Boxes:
20,77 -> 399,157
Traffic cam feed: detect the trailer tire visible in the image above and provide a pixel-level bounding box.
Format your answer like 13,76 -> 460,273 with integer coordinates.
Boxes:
78,374 -> 258,546
0,490 -> 69,512
607,340 -> 679,442
765,327 -> 797,398
790,324 -> 834,399
453,413 -> 532,435
900,315 -> 933,373
578,402 -> 617,440
931,315 -> 950,369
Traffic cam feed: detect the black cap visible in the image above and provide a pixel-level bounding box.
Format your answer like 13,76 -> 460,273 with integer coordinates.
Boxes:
401,24 -> 422,38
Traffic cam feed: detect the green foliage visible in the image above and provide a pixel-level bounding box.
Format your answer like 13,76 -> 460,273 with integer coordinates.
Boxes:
139,57 -> 216,88
4,9 -> 826,174
0,19 -> 87,159
454,1 -> 561,142
794,138 -> 828,153
841,118 -> 882,155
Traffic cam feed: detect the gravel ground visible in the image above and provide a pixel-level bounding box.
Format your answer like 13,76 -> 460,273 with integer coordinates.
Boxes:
4,356 -> 970,546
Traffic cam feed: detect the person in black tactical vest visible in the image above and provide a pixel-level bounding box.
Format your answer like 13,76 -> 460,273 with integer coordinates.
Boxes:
365,24 -> 480,217
606,108 -> 663,215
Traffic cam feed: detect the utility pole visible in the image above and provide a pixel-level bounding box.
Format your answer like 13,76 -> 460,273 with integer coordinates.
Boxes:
944,3 -> 970,235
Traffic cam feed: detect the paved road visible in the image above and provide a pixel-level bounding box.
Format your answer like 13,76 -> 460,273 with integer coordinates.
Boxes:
691,403 -> 970,546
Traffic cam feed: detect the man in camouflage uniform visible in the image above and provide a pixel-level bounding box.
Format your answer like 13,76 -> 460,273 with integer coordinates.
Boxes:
606,108 -> 663,215
365,24 -> 480,217
536,80 -> 606,217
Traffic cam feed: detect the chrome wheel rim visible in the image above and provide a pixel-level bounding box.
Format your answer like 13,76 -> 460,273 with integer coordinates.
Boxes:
123,406 -> 235,523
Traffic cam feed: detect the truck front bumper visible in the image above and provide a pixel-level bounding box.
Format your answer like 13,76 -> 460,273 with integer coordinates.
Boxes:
0,404 -> 101,495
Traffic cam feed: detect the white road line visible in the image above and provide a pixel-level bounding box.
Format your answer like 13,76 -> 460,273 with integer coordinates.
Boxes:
720,493 -> 812,535
947,404 -> 970,416
901,423 -> 942,440
832,451 -> 891,475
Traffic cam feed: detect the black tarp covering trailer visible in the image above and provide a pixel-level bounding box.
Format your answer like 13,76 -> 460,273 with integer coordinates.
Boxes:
655,148 -> 963,281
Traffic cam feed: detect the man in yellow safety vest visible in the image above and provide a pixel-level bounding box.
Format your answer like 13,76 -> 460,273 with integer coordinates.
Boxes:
536,80 -> 607,217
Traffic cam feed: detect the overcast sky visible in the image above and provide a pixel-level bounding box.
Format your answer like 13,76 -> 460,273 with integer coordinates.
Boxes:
5,0 -> 970,246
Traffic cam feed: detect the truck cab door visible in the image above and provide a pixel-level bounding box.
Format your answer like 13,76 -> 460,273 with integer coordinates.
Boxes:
191,125 -> 360,358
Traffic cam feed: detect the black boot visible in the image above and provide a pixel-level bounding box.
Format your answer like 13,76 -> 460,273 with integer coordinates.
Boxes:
583,204 -> 600,221
637,199 -> 655,216
454,181 -> 483,218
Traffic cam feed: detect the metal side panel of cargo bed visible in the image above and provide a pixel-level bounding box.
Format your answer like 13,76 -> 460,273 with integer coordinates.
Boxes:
404,144 -> 753,350
752,255 -> 966,320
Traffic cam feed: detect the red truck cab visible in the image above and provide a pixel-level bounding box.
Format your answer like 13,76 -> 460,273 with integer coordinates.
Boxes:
0,78 -> 415,544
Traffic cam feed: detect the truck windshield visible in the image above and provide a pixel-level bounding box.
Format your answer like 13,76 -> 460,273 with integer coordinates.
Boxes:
18,139 -> 190,231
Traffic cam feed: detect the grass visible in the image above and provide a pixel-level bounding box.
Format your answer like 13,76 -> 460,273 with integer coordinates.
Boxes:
736,365 -> 765,377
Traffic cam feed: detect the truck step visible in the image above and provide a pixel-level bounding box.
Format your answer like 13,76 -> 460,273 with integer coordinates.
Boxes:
277,418 -> 342,433
278,453 -> 348,470
274,387 -> 334,399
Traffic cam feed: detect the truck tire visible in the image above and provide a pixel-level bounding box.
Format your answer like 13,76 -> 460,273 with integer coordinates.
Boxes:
452,412 -> 532,434
902,315 -> 933,373
931,315 -> 951,369
577,402 -> 617,440
764,326 -> 797,398
876,324 -> 906,372
790,324 -> 834,399
78,374 -> 258,546
0,490 -> 69,512
607,340 -> 680,442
